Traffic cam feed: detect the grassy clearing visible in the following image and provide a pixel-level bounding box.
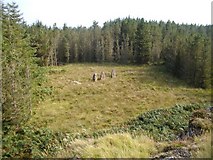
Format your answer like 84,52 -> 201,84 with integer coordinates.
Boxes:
28,63 -> 210,134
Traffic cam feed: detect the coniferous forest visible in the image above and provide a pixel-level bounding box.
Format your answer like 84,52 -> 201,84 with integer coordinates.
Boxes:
29,14 -> 211,88
1,2 -> 212,158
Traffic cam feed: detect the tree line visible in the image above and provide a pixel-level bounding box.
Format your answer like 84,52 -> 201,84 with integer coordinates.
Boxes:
1,2 -> 211,131
28,18 -> 211,89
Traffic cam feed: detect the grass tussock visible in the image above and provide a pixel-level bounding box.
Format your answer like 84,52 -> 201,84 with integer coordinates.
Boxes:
57,133 -> 157,158
192,132 -> 212,158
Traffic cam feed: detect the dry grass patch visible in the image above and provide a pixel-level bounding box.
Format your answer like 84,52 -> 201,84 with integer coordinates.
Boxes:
57,133 -> 157,158
192,132 -> 212,158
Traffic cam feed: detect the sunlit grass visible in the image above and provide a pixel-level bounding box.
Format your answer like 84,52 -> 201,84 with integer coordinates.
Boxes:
29,63 -> 210,133
56,133 -> 157,158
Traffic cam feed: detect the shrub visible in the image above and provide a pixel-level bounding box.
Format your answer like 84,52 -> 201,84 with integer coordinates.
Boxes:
3,126 -> 60,158
123,104 -> 207,141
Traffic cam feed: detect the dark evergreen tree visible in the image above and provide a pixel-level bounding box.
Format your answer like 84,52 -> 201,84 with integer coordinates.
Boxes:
102,23 -> 113,62
2,2 -> 39,129
134,19 -> 151,64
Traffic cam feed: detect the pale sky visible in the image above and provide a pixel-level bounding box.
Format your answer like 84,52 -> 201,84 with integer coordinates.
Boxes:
3,0 -> 212,27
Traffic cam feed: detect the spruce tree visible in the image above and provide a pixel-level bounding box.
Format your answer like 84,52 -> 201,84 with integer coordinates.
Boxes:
134,19 -> 151,64
2,2 -> 37,130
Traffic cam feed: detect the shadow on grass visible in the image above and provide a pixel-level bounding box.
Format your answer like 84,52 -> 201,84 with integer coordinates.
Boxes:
132,65 -> 190,89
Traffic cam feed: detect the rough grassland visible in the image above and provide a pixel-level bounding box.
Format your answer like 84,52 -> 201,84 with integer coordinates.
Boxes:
56,133 -> 157,158
28,63 -> 210,134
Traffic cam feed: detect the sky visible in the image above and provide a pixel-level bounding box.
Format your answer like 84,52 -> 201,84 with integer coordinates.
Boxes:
3,0 -> 212,28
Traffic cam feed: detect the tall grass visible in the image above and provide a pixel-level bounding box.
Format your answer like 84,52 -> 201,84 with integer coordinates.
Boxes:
57,133 -> 157,158
192,132 -> 212,158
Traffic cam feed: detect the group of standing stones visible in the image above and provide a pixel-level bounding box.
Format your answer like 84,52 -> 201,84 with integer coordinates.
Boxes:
93,69 -> 116,82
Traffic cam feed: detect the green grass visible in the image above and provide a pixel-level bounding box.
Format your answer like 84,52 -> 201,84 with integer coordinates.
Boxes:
28,63 -> 210,134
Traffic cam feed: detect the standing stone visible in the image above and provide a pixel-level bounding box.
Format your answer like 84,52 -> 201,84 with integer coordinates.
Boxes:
93,73 -> 97,82
111,69 -> 116,78
100,71 -> 106,80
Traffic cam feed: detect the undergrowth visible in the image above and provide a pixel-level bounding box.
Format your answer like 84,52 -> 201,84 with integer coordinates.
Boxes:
71,104 -> 208,142
3,126 -> 58,158
2,103 -> 211,158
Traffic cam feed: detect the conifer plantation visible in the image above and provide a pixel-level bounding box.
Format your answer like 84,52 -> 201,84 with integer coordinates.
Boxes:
1,2 -> 212,158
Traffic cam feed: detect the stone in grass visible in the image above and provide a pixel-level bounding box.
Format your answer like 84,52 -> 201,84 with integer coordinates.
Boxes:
152,147 -> 191,159
99,71 -> 106,80
111,69 -> 116,78
92,73 -> 98,82
73,80 -> 81,85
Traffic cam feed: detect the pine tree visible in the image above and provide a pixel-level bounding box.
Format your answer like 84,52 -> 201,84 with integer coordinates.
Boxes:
29,21 -> 51,66
102,23 -> 113,62
2,2 -> 37,130
112,20 -> 121,62
58,35 -> 70,63
134,19 -> 151,64
186,34 -> 211,88
91,21 -> 101,62
150,22 -> 163,64
120,34 -> 130,64
47,23 -> 59,66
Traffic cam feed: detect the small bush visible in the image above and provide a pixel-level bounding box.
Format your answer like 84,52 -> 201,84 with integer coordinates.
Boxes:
123,104 -> 207,141
3,126 -> 61,158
